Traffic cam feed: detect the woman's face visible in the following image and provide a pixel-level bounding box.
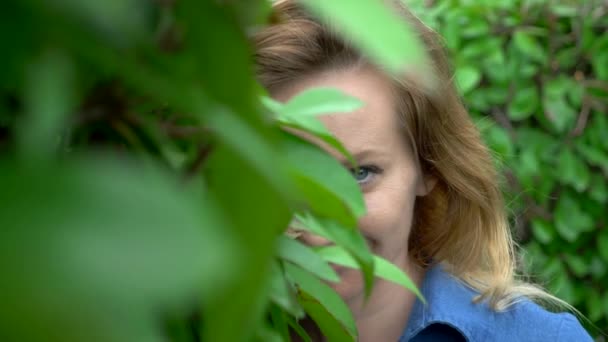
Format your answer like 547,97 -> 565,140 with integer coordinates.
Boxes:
273,66 -> 433,304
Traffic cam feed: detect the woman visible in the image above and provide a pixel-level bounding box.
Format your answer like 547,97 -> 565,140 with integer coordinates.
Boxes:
254,1 -> 592,341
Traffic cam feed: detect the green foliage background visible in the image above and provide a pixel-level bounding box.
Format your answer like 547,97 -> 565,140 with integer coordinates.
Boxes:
410,0 -> 608,336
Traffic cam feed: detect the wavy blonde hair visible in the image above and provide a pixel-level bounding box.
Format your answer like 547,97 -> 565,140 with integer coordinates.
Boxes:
254,0 -> 568,311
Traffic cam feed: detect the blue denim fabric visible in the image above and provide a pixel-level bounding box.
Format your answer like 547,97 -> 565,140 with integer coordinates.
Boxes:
399,265 -> 593,342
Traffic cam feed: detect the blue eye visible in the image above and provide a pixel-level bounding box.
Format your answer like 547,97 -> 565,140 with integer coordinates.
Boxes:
351,165 -> 380,184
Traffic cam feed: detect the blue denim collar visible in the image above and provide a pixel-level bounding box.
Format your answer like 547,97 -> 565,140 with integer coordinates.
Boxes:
398,264 -> 593,342
399,264 -> 490,341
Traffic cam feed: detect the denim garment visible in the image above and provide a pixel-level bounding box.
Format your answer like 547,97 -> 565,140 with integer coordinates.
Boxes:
399,265 -> 593,342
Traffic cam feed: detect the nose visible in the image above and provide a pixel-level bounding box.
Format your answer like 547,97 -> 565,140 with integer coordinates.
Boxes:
297,231 -> 333,247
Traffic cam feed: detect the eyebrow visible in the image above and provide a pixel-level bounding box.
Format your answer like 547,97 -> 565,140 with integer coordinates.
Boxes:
337,148 -> 388,167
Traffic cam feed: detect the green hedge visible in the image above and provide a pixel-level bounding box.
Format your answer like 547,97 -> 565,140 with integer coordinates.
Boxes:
410,0 -> 608,336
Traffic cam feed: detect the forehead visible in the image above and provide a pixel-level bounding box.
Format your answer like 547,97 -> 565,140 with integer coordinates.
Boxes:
272,66 -> 406,157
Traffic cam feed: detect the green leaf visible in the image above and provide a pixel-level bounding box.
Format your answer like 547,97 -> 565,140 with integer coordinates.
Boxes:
598,232 -> 608,263
269,304 -> 291,342
455,66 -> 482,94
603,292 -> 608,319
268,261 -> 305,318
255,322 -> 284,342
508,85 -> 539,121
589,174 -> 608,203
483,124 -> 514,159
294,213 -> 374,297
588,256 -> 606,279
575,141 -> 608,172
283,133 -> 365,226
300,0 -> 431,83
512,30 -> 547,63
592,51 -> 608,81
203,145 -> 293,342
554,193 -> 595,242
285,263 -> 357,342
206,107 -> 294,199
556,147 -> 590,192
50,0 -> 151,45
586,291 -> 603,322
531,219 -> 554,245
18,51 -> 75,161
564,255 -> 588,277
277,236 -> 340,282
287,315 -> 312,342
276,88 -> 363,118
539,77 -> 579,133
0,158 -> 237,342
316,246 -> 425,303
263,93 -> 356,166
550,5 -> 578,17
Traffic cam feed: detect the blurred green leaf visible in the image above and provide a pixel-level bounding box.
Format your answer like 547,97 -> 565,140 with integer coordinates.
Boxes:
554,193 -> 594,242
275,88 -> 363,118
285,263 -> 357,342
203,144 -> 293,342
589,174 -> 608,203
455,66 -> 482,95
483,123 -> 514,159
316,246 -> 424,302
598,232 -> 608,263
300,0 -> 431,83
269,261 -> 305,318
277,236 -> 340,283
512,30 -> 547,63
50,0 -> 151,46
575,141 -> 608,172
541,78 -> 577,133
564,255 -> 588,277
294,213 -> 374,297
283,133 -> 365,226
263,88 -> 361,165
550,4 -> 578,17
556,147 -> 590,192
18,51 -> 75,161
531,219 -> 554,245
0,158 -> 237,342
589,256 -> 606,279
508,85 -> 539,121
206,107 -> 293,198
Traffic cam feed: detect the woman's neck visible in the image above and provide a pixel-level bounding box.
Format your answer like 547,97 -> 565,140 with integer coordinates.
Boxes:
348,256 -> 426,342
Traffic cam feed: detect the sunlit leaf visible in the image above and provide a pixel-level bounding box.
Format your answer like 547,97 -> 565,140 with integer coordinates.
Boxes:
455,66 -> 481,94
262,93 -> 356,166
277,88 -> 363,118
277,236 -> 340,283
315,245 -> 424,302
294,213 -> 374,297
299,0 -> 432,86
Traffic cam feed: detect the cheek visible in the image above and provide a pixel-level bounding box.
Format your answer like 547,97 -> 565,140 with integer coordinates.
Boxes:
358,186 -> 418,252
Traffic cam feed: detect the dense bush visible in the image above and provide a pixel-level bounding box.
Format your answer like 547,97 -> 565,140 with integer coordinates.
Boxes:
409,0 -> 608,336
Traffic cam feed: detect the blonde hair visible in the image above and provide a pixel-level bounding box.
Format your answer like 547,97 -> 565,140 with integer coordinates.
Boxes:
255,0 -> 569,311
